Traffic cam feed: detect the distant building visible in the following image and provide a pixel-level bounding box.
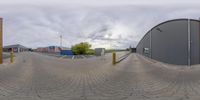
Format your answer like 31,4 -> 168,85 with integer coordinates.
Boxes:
36,46 -> 71,54
3,44 -> 30,53
59,47 -> 73,55
95,48 -> 105,56
36,47 -> 48,52
59,47 -> 70,50
131,48 -> 136,53
60,50 -> 73,55
48,46 -> 60,53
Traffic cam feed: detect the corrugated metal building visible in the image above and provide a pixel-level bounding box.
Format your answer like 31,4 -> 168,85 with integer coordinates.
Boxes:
3,44 -> 29,53
136,19 -> 200,65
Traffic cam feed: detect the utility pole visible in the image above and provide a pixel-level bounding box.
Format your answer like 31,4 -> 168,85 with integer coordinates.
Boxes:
60,34 -> 62,47
0,18 -> 3,64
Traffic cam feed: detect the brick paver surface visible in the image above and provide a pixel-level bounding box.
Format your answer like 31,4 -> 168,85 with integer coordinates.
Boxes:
0,52 -> 199,100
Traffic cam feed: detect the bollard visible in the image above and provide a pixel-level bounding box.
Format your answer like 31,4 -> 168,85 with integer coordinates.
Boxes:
10,51 -> 14,63
112,52 -> 116,65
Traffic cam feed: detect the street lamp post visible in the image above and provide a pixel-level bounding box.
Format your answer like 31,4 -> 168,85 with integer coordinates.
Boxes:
60,35 -> 62,47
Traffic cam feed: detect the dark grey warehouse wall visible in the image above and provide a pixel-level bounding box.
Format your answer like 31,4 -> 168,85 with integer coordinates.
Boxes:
151,20 -> 188,65
190,20 -> 200,65
136,19 -> 200,65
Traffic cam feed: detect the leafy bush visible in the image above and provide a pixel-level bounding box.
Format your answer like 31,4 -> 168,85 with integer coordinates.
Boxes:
71,42 -> 92,55
86,49 -> 95,55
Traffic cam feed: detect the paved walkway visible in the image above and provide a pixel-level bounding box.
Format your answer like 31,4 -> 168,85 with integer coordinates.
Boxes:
0,52 -> 199,100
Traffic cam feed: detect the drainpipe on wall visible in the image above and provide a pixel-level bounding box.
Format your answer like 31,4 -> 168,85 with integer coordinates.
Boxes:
199,18 -> 200,64
0,18 -> 2,64
188,19 -> 191,66
150,30 -> 152,59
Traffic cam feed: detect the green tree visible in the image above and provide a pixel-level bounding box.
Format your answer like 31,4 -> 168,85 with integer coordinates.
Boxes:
71,42 -> 92,55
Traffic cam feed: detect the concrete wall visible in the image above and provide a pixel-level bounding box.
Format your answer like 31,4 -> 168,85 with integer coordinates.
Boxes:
136,19 -> 200,65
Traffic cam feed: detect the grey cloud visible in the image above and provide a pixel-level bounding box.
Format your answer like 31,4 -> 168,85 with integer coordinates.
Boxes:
1,5 -> 200,49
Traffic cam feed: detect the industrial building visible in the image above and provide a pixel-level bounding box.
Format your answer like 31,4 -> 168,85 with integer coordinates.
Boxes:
95,48 -> 105,56
131,48 -> 136,53
136,19 -> 200,65
36,46 -> 60,53
60,50 -> 73,55
48,46 -> 61,53
60,47 -> 73,55
3,44 -> 30,53
36,46 -> 72,55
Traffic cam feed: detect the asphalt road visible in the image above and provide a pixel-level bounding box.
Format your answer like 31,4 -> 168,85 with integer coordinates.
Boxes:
0,52 -> 200,100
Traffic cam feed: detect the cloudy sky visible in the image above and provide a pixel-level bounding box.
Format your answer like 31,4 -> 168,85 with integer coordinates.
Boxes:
0,0 -> 200,49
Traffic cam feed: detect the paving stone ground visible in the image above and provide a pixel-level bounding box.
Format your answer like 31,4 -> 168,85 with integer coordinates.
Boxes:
0,52 -> 200,100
